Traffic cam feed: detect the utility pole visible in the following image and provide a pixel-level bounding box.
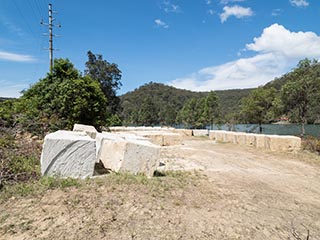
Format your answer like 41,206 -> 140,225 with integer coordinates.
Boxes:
41,3 -> 61,73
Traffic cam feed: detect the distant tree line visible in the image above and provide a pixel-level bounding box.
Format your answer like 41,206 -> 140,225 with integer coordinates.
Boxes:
0,56 -> 319,137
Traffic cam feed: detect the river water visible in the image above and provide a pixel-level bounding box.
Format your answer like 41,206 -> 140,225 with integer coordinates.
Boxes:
210,124 -> 320,137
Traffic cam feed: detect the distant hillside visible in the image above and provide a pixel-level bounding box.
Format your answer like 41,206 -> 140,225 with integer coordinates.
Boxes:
119,82 -> 253,125
0,97 -> 13,102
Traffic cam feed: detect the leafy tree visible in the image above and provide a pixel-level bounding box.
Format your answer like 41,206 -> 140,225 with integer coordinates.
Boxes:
85,51 -> 122,114
202,91 -> 221,126
138,96 -> 158,126
280,59 -> 320,137
239,87 -> 277,133
17,58 -> 108,134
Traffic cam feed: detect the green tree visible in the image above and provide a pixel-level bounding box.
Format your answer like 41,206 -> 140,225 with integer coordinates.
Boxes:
240,87 -> 277,133
85,51 -> 122,114
202,91 -> 220,126
18,58 -> 108,134
138,96 -> 158,126
280,59 -> 320,137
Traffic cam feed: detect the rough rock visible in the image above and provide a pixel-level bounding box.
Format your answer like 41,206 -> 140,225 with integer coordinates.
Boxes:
73,124 -> 98,139
253,134 -> 267,149
215,131 -> 228,142
41,130 -> 96,179
225,132 -> 235,143
97,136 -> 160,177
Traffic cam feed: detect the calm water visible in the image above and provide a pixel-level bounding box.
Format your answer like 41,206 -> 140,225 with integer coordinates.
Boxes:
210,124 -> 320,137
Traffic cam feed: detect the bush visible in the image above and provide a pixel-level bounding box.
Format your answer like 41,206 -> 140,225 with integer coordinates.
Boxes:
0,129 -> 41,187
302,136 -> 320,155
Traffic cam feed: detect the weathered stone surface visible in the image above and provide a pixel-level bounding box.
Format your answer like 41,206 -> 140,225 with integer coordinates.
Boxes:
193,129 -> 209,137
97,137 -> 160,177
253,134 -> 266,149
235,133 -> 246,146
265,135 -> 301,152
73,124 -> 98,139
110,126 -> 174,132
125,131 -> 182,146
245,134 -> 256,147
225,132 -> 235,143
173,129 -> 193,137
41,130 -> 96,179
215,131 -> 228,142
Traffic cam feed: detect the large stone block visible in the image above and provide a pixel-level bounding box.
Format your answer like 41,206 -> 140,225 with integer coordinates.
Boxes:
192,129 -> 209,137
245,134 -> 256,147
265,135 -> 301,152
215,131 -> 228,142
225,132 -> 235,143
73,124 -> 98,139
173,129 -> 193,137
97,137 -> 160,177
234,133 -> 246,146
41,131 -> 96,179
253,134 -> 266,149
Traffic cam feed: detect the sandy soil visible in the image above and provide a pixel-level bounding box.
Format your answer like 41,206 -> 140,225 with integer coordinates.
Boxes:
1,138 -> 320,239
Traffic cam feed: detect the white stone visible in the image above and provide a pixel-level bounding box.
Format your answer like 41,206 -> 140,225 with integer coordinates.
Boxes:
192,129 -> 209,137
97,137 -> 160,177
215,131 -> 228,142
265,135 -> 301,152
173,129 -> 193,137
225,132 -> 235,143
245,134 -> 256,147
73,124 -> 98,139
235,133 -> 246,146
253,134 -> 266,149
41,130 -> 96,179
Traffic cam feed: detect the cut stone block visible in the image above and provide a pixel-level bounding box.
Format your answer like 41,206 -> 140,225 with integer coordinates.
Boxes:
235,133 -> 246,146
208,130 -> 217,140
225,132 -> 235,143
253,134 -> 266,149
193,129 -> 209,137
265,135 -> 301,152
127,131 -> 182,146
245,134 -> 256,147
41,130 -> 96,179
173,129 -> 193,137
215,131 -> 228,142
98,137 -> 160,177
73,124 -> 98,139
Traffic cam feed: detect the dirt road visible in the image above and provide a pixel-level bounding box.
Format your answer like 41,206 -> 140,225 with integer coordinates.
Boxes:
1,138 -> 320,239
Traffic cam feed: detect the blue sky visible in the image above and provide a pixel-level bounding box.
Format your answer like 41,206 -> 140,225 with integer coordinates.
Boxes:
1,0 -> 320,97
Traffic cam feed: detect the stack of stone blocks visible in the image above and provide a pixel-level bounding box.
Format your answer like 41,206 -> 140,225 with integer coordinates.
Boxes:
209,130 -> 301,152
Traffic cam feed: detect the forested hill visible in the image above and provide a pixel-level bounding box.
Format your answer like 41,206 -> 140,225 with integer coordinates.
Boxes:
119,82 -> 253,125
0,97 -> 13,102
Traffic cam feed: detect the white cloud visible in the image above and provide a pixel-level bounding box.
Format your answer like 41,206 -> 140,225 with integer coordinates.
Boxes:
220,5 -> 253,23
246,24 -> 320,59
208,9 -> 215,15
271,9 -> 282,16
169,24 -> 320,91
206,0 -> 212,5
161,1 -> 180,13
220,0 -> 245,4
154,19 -> 169,29
290,0 -> 309,7
0,50 -> 36,62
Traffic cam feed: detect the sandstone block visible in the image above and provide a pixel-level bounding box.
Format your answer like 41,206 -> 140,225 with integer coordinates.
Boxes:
41,131 -> 96,179
235,133 -> 246,146
98,137 -> 160,177
215,131 -> 228,142
253,134 -> 266,149
265,135 -> 301,152
73,124 -> 98,139
245,134 -> 256,147
193,129 -> 209,137
225,132 -> 235,143
173,129 -> 193,137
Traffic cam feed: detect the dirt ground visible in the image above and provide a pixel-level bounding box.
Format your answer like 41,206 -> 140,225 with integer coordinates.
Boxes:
1,138 -> 320,239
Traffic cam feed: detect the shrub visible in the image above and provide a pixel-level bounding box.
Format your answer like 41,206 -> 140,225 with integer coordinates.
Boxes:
302,136 -> 320,155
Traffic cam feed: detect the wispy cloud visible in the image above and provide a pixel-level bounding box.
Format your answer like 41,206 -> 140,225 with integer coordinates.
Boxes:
290,0 -> 309,7
220,5 -> 253,23
154,19 -> 169,29
0,50 -> 36,62
271,9 -> 283,17
169,24 -> 320,91
220,0 -> 246,4
161,1 -> 181,13
206,0 -> 212,5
